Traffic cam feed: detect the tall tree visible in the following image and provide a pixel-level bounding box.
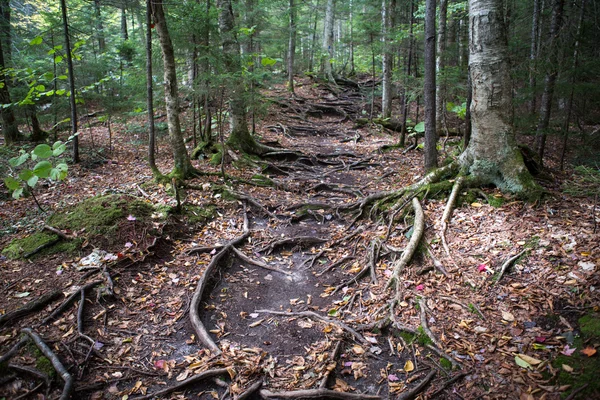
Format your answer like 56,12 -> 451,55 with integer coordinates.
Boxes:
288,0 -> 296,93
146,0 -> 159,176
321,0 -> 335,83
151,0 -> 195,178
435,0 -> 448,134
535,0 -> 565,164
423,0 -> 437,171
94,0 -> 106,53
528,0 -> 541,113
60,0 -> 79,162
381,0 -> 395,119
0,0 -> 20,144
460,0 -> 539,196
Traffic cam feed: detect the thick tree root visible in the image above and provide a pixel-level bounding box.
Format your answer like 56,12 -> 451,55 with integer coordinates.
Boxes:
41,280 -> 103,325
259,388 -> 381,399
129,368 -> 231,400
0,290 -> 61,325
256,309 -> 368,346
231,247 -> 292,276
21,328 -> 73,400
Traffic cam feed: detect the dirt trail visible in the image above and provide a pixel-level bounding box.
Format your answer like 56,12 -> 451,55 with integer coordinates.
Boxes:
0,79 -> 599,400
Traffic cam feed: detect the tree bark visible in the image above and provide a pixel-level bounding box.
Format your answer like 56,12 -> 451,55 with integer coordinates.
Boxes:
60,0 -> 79,162
534,0 -> 565,164
321,0 -> 335,83
121,7 -> 129,40
424,0 -> 438,171
288,0 -> 296,93
528,0 -> 541,114
0,0 -> 20,144
151,0 -> 194,177
435,0 -> 448,134
146,0 -> 159,176
94,0 -> 106,53
381,0 -> 396,119
461,0 -> 540,197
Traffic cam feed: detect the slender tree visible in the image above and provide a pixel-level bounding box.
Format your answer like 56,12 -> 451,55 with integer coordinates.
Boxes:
288,0 -> 296,93
150,0 -> 195,178
381,0 -> 396,119
321,0 -> 335,83
423,0 -> 437,171
0,0 -> 20,144
146,0 -> 159,176
528,0 -> 541,113
435,0 -> 448,134
60,0 -> 79,162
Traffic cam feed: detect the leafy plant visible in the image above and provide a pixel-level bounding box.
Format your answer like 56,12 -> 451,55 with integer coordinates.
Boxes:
447,101 -> 467,120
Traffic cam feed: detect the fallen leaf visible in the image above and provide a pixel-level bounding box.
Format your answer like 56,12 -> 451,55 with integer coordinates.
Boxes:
176,369 -> 189,381
415,284 -> 424,291
562,364 -> 573,372
502,311 -> 515,322
471,202 -> 483,208
352,345 -> 365,355
515,355 -> 532,369
14,292 -> 30,298
517,354 -> 542,365
561,345 -> 576,356
581,347 -> 597,357
403,360 -> 414,372
388,374 -> 400,381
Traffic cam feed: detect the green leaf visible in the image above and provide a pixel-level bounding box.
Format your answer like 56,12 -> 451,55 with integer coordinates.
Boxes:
18,169 -> 34,181
49,168 -> 61,180
9,153 -> 29,167
414,121 -> 425,133
54,56 -> 63,63
515,355 -> 532,369
29,36 -> 43,45
35,84 -> 45,92
56,89 -> 66,95
33,161 -> 52,178
12,187 -> 24,199
261,57 -> 277,67
52,141 -> 64,150
55,163 -> 68,172
43,72 -> 54,80
57,75 -> 68,81
33,144 -> 53,159
27,175 -> 39,187
3,176 -> 21,191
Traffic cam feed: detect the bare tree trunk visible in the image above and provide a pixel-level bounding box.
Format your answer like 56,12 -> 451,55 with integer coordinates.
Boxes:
424,0 -> 438,171
381,0 -> 396,119
288,0 -> 296,93
0,0 -> 20,144
94,0 -> 106,52
121,7 -> 129,40
399,0 -> 415,147
535,0 -> 565,164
435,0 -> 448,134
528,0 -> 541,113
151,0 -> 194,177
308,0 -> 319,73
321,0 -> 335,83
461,0 -> 540,197
60,0 -> 79,163
146,0 -> 159,176
560,0 -> 585,170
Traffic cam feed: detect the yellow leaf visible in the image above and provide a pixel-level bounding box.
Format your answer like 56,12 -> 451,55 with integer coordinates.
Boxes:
516,354 -> 542,365
562,364 -> 574,372
471,202 -> 483,208
403,360 -> 414,372
352,345 -> 365,355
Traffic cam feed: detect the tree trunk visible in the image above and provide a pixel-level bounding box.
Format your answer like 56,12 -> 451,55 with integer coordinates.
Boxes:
528,0 -> 541,114
288,0 -> 296,93
399,0 -> 415,147
308,0 -> 319,73
321,0 -> 335,83
60,0 -> 79,163
435,0 -> 448,134
151,0 -> 194,178
535,0 -> 565,164
94,0 -> 106,53
0,0 -> 20,144
461,0 -> 540,197
121,7 -> 129,40
423,0 -> 437,171
381,0 -> 395,119
146,0 -> 159,176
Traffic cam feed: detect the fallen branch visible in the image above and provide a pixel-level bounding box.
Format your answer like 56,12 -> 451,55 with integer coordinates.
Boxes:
388,198 -> 425,292
256,309 -> 368,345
397,370 -> 436,400
260,388 -> 381,399
21,328 -> 72,400
231,246 -> 292,276
43,224 -> 73,240
129,368 -> 230,400
0,290 -> 61,325
495,250 -> 527,284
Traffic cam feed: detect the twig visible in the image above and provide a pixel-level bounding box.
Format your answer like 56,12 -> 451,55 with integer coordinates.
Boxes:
260,388 -> 381,399
231,246 -> 292,276
43,224 -> 73,240
0,290 -> 61,325
319,340 -> 343,389
495,250 -> 527,284
564,383 -> 589,400
368,240 -> 381,285
129,368 -> 231,400
41,280 -> 103,325
77,289 -> 95,345
256,309 -> 368,345
397,370 -> 436,400
331,263 -> 371,295
13,382 -> 44,400
21,328 -> 72,400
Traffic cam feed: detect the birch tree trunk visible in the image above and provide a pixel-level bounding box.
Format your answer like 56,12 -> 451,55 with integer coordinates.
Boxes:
381,0 -> 396,119
460,0 -> 539,196
423,0 -> 438,171
321,0 -> 335,83
288,0 -> 296,93
535,0 -> 565,164
151,0 -> 194,178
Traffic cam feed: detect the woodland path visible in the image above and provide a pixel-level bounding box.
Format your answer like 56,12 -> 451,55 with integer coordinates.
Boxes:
0,79 -> 598,400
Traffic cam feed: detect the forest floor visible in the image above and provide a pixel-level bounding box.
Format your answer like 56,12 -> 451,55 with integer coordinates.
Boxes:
0,77 -> 599,400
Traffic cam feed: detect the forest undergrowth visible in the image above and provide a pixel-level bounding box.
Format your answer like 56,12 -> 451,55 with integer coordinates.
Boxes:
0,78 -> 598,400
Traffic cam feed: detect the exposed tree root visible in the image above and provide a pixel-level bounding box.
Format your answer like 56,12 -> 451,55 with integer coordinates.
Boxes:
231,246 -> 293,276
495,250 -> 527,284
259,388 -> 381,399
40,280 -> 103,325
255,309 -> 368,346
429,370 -> 471,398
129,368 -> 231,400
315,255 -> 355,277
22,328 -> 73,400
396,370 -> 436,400
258,236 -> 328,255
417,298 -> 442,350
319,340 -> 343,389
440,177 -> 464,257
0,290 -> 61,325
0,336 -> 29,364
235,380 -> 263,400
77,289 -> 95,345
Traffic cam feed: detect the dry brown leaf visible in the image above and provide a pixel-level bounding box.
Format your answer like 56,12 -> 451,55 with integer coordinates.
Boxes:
581,347 -> 597,357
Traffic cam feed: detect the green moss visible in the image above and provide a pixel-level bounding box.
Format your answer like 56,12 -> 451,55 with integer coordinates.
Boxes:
396,331 -> 416,344
550,313 -> 600,399
487,194 -> 505,208
439,357 -> 453,370
183,204 -> 216,225
2,232 -> 58,259
210,150 -> 223,166
416,326 -> 434,346
250,174 -> 275,187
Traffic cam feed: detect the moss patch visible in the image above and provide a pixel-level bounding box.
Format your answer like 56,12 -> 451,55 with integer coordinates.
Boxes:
182,204 -> 217,225
551,313 -> 600,399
